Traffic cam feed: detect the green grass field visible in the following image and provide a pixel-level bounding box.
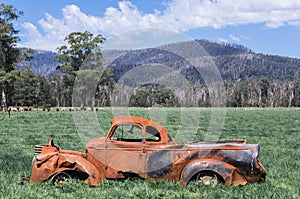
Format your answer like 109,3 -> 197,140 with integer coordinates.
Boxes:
0,108 -> 299,199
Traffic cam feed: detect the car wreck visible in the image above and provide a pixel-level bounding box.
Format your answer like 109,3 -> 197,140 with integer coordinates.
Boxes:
28,116 -> 266,186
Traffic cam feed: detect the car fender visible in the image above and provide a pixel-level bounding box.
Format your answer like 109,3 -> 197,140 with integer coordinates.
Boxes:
180,159 -> 247,186
30,152 -> 104,186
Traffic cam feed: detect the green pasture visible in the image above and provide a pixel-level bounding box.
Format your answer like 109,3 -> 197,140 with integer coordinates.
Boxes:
0,108 -> 299,198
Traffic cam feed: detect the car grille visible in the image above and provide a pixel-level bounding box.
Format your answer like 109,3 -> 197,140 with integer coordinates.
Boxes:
34,144 -> 47,155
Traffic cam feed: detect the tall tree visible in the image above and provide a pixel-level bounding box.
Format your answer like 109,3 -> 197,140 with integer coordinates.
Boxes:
0,4 -> 23,105
259,76 -> 270,107
50,74 -> 62,107
35,74 -> 51,108
292,76 -> 300,107
95,68 -> 115,106
55,31 -> 106,107
55,31 -> 106,74
11,68 -> 37,106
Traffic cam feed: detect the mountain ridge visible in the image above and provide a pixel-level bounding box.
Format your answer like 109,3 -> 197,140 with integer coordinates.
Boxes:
25,39 -> 300,82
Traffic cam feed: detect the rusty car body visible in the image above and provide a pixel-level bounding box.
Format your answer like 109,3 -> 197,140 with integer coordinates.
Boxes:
29,116 -> 266,186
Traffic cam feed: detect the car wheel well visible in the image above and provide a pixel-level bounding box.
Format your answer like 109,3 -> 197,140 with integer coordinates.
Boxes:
51,170 -> 89,182
65,170 -> 89,181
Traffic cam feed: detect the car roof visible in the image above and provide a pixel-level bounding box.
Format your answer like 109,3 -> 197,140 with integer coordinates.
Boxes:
111,116 -> 171,133
111,116 -> 163,128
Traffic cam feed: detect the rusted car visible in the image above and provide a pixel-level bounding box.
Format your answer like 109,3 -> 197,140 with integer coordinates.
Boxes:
29,116 -> 266,186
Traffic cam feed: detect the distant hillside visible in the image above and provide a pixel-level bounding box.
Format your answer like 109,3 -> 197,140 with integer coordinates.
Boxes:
23,39 -> 300,82
105,40 -> 299,83
30,50 -> 59,75
18,49 -> 58,75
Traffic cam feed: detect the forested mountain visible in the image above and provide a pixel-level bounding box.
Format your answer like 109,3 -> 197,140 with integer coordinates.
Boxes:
24,39 -> 299,82
18,49 -> 59,75
105,40 -> 299,83
18,39 -> 300,107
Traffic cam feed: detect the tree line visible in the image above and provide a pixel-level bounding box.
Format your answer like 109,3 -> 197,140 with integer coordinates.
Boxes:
128,76 -> 300,108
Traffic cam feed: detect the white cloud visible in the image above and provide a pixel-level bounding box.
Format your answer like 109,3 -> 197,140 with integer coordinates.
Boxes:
229,34 -> 249,43
217,38 -> 229,44
19,0 -> 300,50
229,34 -> 241,42
288,20 -> 300,26
21,22 -> 62,50
22,22 -> 42,39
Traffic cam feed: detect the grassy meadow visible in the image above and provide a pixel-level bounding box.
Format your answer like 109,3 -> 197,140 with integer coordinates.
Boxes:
0,108 -> 299,199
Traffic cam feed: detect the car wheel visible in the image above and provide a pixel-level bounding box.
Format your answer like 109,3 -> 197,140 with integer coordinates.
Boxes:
51,172 -> 72,185
195,171 -> 218,186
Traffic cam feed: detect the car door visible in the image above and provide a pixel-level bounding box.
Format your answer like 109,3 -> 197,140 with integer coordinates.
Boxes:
143,125 -> 174,180
105,123 -> 145,178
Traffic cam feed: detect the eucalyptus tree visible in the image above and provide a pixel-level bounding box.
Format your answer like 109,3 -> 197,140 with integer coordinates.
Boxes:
55,31 -> 107,107
0,4 -> 23,105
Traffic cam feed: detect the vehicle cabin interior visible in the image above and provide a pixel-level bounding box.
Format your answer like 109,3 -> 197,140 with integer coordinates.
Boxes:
111,124 -> 161,142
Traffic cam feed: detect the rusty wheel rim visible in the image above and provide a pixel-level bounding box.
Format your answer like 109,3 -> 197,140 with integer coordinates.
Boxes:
51,172 -> 72,185
196,172 -> 218,186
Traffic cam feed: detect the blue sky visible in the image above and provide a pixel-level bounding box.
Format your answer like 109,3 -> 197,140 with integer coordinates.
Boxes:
2,0 -> 300,58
